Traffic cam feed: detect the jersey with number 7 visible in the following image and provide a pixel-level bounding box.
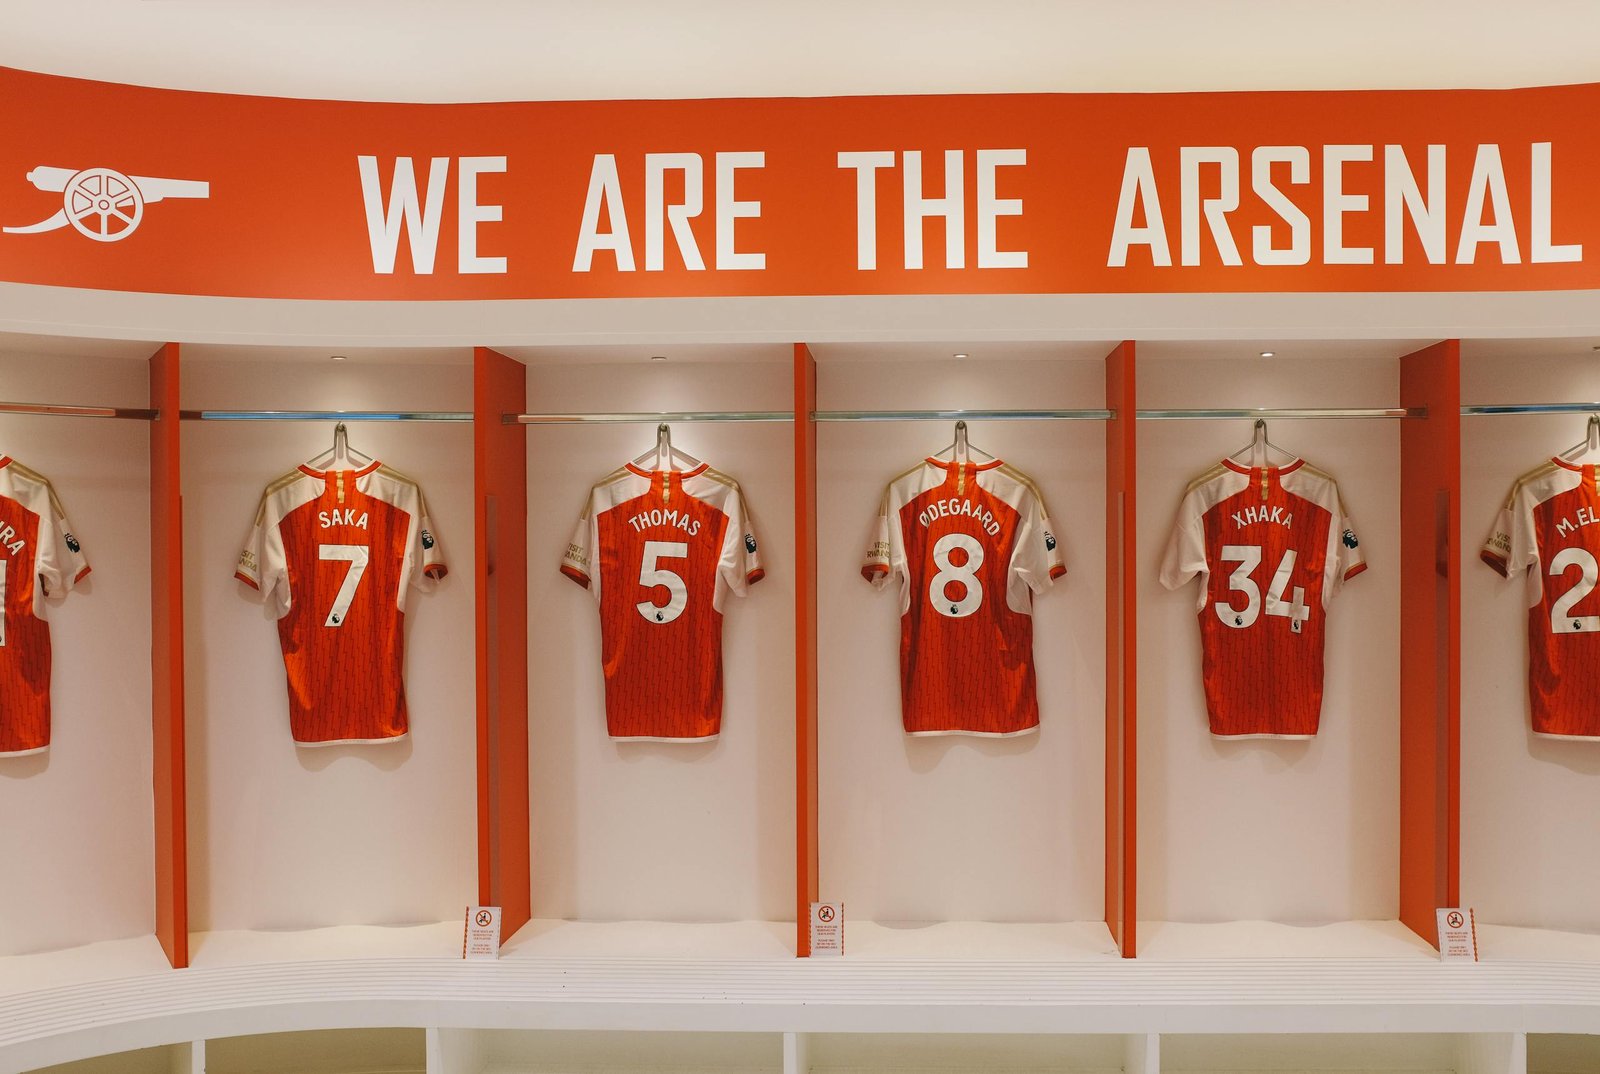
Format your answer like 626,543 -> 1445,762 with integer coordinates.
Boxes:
235,462 -> 446,745
862,458 -> 1065,736
561,462 -> 764,741
1160,458 -> 1365,739
1481,457 -> 1600,738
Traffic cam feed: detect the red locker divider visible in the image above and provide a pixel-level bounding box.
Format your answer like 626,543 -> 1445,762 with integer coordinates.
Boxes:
1104,341 -> 1137,958
149,342 -> 188,969
794,343 -> 819,957
1398,340 -> 1462,944
474,347 -> 531,939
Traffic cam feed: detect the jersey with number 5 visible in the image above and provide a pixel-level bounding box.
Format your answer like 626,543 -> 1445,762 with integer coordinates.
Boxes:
561,462 -> 763,741
235,462 -> 446,745
1481,457 -> 1600,738
862,458 -> 1065,736
1160,458 -> 1365,739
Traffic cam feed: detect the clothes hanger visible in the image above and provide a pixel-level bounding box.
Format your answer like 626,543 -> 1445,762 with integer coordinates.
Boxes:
930,420 -> 997,467
305,422 -> 374,471
629,423 -> 702,472
1227,418 -> 1297,468
1559,414 -> 1600,464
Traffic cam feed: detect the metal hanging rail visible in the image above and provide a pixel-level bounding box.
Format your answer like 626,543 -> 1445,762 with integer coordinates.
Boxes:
508,411 -> 793,424
811,408 -> 1113,422
181,410 -> 473,422
1137,407 -> 1423,420
1462,403 -> 1600,416
0,400 -> 159,420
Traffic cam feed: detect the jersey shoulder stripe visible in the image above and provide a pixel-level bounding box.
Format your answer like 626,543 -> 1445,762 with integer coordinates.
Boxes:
1502,458 -> 1567,506
2,460 -> 60,514
1184,462 -> 1231,495
995,463 -> 1046,502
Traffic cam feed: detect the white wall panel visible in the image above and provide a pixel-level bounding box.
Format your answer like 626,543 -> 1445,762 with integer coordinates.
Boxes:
0,352 -> 155,955
181,354 -> 476,933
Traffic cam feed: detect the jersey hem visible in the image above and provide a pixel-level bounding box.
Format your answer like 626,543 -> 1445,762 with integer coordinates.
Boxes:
294,733 -> 409,747
609,733 -> 721,743
0,744 -> 48,757
1210,731 -> 1316,740
1533,730 -> 1600,741
905,725 -> 1040,738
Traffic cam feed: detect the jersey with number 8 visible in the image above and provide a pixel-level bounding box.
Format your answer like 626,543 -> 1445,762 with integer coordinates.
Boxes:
1481,457 -> 1600,737
862,457 -> 1066,736
561,462 -> 763,741
235,461 -> 446,745
1161,458 -> 1365,738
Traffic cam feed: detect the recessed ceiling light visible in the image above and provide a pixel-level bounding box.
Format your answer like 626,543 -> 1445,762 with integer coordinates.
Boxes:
952,352 -> 969,360
1259,350 -> 1276,358
649,354 -> 667,361
330,354 -> 347,361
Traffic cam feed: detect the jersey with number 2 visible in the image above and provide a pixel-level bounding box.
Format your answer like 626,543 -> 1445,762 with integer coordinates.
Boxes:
561,462 -> 763,742
862,458 -> 1065,737
1481,457 -> 1600,738
1160,458 -> 1365,738
235,462 -> 446,745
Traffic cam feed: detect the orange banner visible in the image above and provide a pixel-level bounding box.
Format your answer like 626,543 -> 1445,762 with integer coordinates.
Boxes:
1,67 -> 1598,300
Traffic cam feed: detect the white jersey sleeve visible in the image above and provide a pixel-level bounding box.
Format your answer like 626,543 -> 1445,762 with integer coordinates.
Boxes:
235,471 -> 316,619
716,480 -> 764,600
1323,486 -> 1367,602
1007,472 -> 1066,603
34,479 -> 90,598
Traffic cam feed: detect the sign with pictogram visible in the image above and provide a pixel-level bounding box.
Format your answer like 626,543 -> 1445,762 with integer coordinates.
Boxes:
1436,907 -> 1478,961
810,901 -> 843,957
463,905 -> 502,959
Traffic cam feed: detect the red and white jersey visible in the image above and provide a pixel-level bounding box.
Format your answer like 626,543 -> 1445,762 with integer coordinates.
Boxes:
0,457 -> 90,756
235,461 -> 446,745
561,462 -> 763,742
1481,457 -> 1600,738
1160,458 -> 1366,739
862,458 -> 1065,737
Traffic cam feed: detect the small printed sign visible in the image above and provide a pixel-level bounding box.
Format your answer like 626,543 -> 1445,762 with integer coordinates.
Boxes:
810,901 -> 843,957
1436,907 -> 1478,961
463,905 -> 502,959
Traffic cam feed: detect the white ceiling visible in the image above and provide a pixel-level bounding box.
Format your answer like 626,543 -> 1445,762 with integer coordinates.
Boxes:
1,1 -> 1597,102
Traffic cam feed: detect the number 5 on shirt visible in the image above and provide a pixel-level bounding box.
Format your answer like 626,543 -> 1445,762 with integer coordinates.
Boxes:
636,540 -> 688,624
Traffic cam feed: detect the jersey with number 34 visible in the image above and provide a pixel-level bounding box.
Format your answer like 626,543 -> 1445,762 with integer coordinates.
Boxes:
862,458 -> 1065,737
1160,458 -> 1365,739
561,462 -> 763,742
236,462 -> 446,745
1481,457 -> 1600,738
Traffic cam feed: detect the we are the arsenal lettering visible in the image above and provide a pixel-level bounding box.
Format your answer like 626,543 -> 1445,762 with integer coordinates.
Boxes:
2,66 -> 1599,299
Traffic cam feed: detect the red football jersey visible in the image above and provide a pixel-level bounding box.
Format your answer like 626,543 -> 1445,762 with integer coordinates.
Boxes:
862,458 -> 1065,736
0,457 -> 90,756
561,462 -> 763,741
1160,458 -> 1366,738
1481,457 -> 1600,738
235,461 -> 446,745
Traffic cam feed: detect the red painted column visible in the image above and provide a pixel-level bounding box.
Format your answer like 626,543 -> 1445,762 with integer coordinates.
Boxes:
474,347 -> 531,939
1104,341 -> 1137,958
1398,340 -> 1461,944
149,342 -> 187,969
794,343 -> 819,957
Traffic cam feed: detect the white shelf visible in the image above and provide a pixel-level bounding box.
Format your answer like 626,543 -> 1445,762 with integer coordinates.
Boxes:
1137,919 -> 1439,961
